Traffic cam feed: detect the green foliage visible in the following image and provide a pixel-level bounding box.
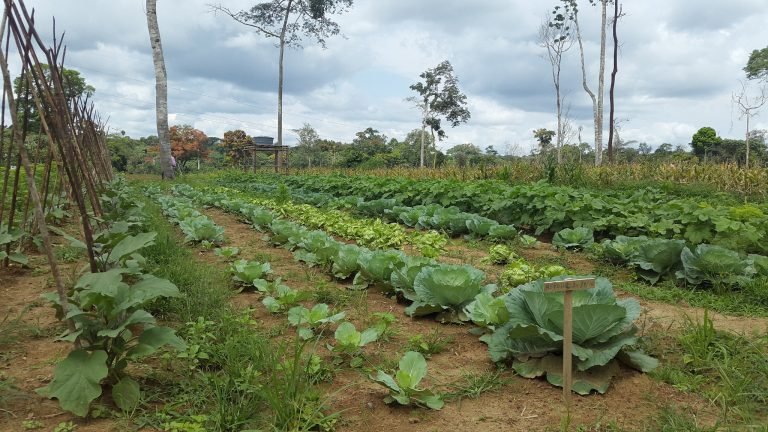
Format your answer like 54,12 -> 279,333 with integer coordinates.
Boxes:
598,235 -> 648,264
482,244 -> 517,265
288,304 -> 346,339
352,249 -> 405,290
745,46 -> 768,80
0,224 -> 28,266
213,246 -> 240,260
499,260 -> 567,292
178,216 -> 225,244
39,269 -> 185,416
677,244 -> 756,287
406,329 -> 452,357
630,239 -> 686,284
331,321 -> 379,354
487,277 -> 657,394
464,292 -> 510,331
229,259 -> 273,290
262,280 -> 311,313
370,351 -> 444,409
553,227 -> 595,250
405,264 -> 496,321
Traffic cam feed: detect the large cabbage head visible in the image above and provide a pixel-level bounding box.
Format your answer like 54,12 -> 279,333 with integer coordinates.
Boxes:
405,264 -> 496,322
487,276 -> 657,394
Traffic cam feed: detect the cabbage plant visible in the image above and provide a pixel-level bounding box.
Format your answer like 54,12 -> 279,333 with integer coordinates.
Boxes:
178,215 -> 224,244
486,277 -> 657,394
331,322 -> 379,354
288,304 -> 346,340
629,239 -> 685,284
370,351 -> 444,410
230,259 -> 273,290
599,236 -> 648,264
677,244 -> 756,286
213,246 -> 240,260
352,249 -> 406,290
389,255 -> 438,301
552,227 -> 594,250
405,264 -> 496,322
487,224 -> 518,242
331,244 -> 362,279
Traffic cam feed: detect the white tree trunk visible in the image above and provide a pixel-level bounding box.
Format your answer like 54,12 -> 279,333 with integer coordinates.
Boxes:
146,0 -> 174,179
595,0 -> 608,165
574,12 -> 600,165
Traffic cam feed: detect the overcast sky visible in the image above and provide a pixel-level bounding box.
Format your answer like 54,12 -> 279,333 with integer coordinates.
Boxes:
17,0 -> 768,153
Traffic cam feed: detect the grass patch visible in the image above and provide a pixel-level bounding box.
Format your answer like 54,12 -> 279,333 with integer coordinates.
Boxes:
135,200 -> 336,431
445,369 -> 510,401
619,279 -> 768,317
648,312 -> 768,429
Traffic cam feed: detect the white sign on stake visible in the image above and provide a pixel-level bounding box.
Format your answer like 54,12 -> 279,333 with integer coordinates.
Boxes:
543,277 -> 596,406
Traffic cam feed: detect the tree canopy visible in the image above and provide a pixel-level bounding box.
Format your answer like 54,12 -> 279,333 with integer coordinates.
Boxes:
745,46 -> 768,80
170,125 -> 208,167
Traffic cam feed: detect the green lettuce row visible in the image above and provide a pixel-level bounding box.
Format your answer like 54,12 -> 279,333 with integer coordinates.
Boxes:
218,172 -> 768,254
216,179 -> 519,243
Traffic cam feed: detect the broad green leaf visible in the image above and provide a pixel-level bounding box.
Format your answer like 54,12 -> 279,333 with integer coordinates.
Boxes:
37,349 -> 108,417
396,351 -> 427,388
97,309 -> 156,338
7,252 -> 28,265
617,349 -> 659,373
547,304 -> 626,345
109,232 -> 157,264
112,377 -> 141,412
372,370 -> 401,393
126,326 -> 185,358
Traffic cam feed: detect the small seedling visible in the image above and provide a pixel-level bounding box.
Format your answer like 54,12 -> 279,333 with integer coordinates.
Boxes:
370,351 -> 444,409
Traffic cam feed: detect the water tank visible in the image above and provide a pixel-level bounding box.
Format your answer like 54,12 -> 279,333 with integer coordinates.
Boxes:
253,136 -> 274,146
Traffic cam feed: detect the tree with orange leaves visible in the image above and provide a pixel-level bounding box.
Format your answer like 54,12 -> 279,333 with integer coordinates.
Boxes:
170,124 -> 208,169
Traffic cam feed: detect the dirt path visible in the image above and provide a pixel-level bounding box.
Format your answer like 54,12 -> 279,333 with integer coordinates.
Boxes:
203,207 -> 721,432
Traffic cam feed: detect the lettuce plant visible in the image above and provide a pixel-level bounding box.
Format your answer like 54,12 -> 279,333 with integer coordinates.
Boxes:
405,264 -> 496,322
499,260 -> 539,291
552,227 -> 594,250
486,277 -> 657,394
288,304 -> 346,340
370,351 -> 444,410
482,244 -> 517,265
677,244 -> 756,286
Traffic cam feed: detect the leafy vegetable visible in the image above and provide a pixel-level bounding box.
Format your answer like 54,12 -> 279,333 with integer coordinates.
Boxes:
370,351 -> 444,410
483,244 -> 517,265
464,292 -> 510,331
352,249 -> 406,290
599,235 -> 648,264
230,259 -> 273,290
331,322 -> 379,354
288,304 -> 346,339
629,239 -> 685,284
331,244 -> 362,279
677,244 -> 755,286
487,224 -> 518,242
486,277 -> 657,394
262,281 -> 310,313
553,227 -> 594,250
178,216 -> 224,244
213,246 -> 240,260
406,264 -> 496,321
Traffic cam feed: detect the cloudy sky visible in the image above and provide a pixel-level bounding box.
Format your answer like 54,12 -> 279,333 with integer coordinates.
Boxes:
15,0 -> 768,153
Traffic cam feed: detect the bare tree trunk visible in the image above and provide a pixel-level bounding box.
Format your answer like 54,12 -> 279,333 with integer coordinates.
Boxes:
574,12 -> 600,166
607,1 -> 620,164
276,0 -> 294,172
419,122 -> 426,168
746,114 -> 750,169
595,0 -> 608,165
146,0 -> 174,179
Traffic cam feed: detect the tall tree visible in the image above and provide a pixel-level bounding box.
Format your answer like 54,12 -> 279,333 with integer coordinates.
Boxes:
169,125 -> 208,169
690,127 -> 721,161
732,80 -> 768,169
211,0 -> 353,163
146,0 -> 174,179
533,128 -> 556,153
606,1 -> 623,163
292,123 -> 321,168
553,0 -> 610,165
745,46 -> 768,81
538,16 -> 574,164
13,65 -> 94,131
221,129 -> 252,167
409,60 -> 471,168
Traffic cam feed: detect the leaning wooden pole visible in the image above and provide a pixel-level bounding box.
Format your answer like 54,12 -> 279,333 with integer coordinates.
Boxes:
0,11 -> 73,332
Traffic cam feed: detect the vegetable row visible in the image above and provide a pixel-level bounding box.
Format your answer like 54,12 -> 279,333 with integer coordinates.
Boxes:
219,172 -> 768,254
176,185 -> 658,395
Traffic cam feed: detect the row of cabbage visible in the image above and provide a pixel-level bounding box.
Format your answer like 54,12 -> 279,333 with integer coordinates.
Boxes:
175,184 -> 657,395
218,172 -> 768,254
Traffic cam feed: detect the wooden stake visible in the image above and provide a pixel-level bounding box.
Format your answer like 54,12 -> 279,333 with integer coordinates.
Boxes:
543,277 -> 596,406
